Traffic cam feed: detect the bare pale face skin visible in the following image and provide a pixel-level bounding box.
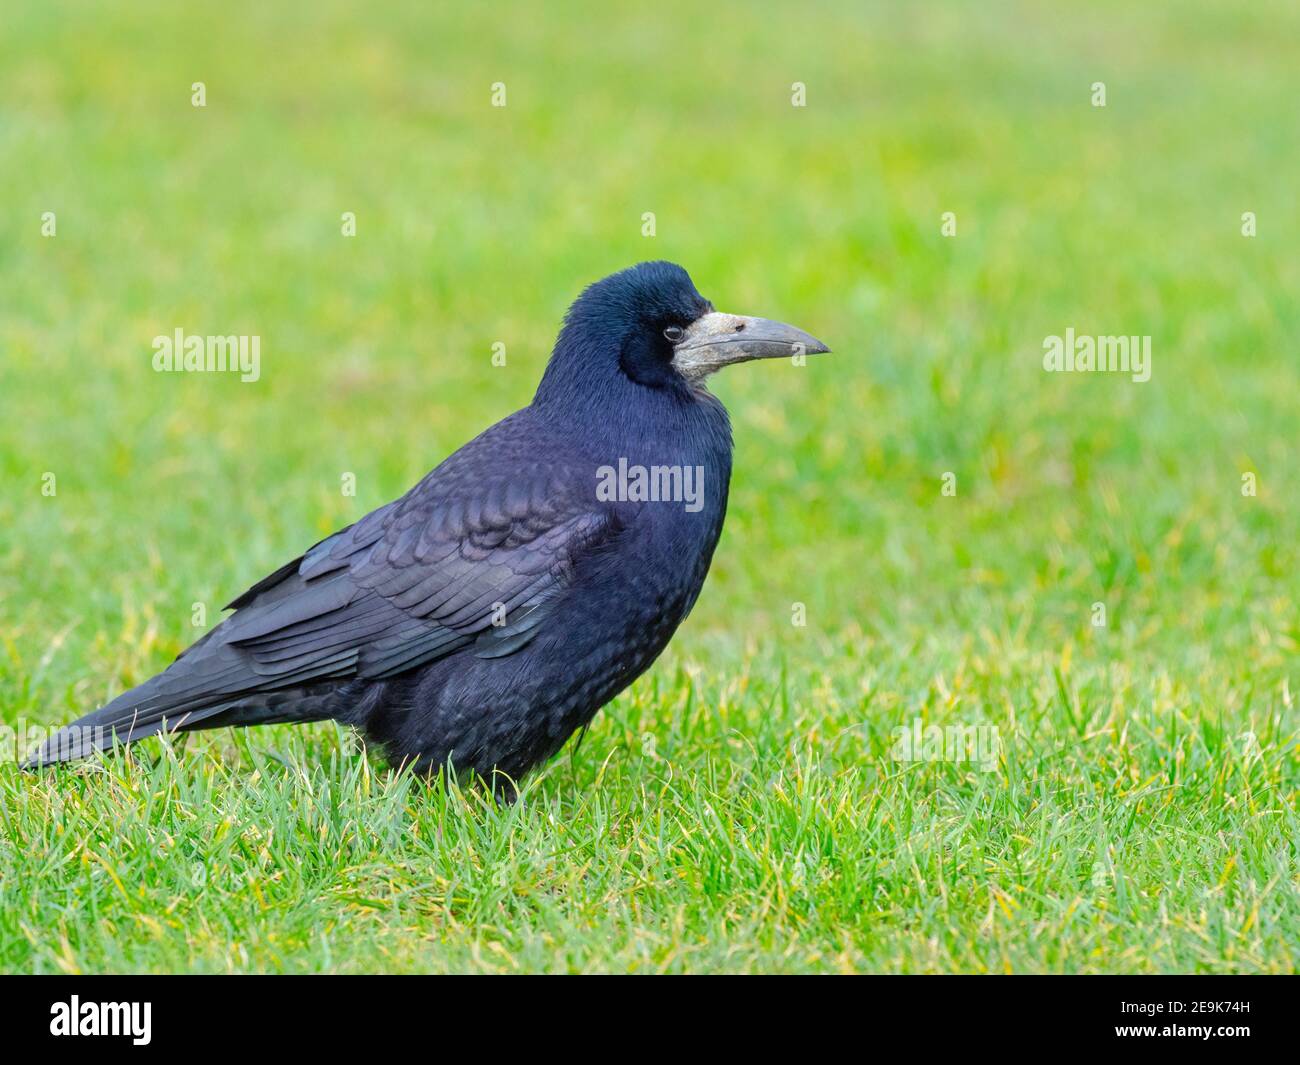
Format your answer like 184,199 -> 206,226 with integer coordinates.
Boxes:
671,311 -> 830,382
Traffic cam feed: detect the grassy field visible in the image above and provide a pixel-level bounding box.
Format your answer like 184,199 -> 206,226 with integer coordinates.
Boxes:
1,0 -> 1297,973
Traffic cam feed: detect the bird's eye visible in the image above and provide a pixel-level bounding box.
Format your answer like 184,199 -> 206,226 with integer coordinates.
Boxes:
663,325 -> 685,343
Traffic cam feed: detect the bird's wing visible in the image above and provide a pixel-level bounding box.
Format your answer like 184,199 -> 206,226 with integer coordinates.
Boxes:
219,443 -> 625,686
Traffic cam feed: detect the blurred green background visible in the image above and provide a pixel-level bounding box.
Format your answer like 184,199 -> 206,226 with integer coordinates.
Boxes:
0,1 -> 1296,973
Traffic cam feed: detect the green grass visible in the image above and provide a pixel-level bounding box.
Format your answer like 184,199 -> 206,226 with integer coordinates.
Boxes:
1,0 -> 1297,973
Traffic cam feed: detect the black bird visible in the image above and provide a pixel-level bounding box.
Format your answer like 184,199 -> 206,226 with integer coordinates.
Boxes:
26,262 -> 829,787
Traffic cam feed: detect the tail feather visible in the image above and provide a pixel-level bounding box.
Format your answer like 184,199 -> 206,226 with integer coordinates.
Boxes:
22,659 -> 343,769
22,683 -> 239,767
23,547 -> 387,768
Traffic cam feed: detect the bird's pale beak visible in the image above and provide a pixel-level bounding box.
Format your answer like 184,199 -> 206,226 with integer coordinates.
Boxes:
672,312 -> 831,381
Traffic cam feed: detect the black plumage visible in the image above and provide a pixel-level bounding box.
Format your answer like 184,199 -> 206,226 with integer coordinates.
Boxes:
26,262 -> 828,787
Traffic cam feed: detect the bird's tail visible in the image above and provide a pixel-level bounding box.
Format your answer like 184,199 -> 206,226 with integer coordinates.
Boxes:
24,572 -> 358,768
22,682 -> 238,767
21,666 -> 335,768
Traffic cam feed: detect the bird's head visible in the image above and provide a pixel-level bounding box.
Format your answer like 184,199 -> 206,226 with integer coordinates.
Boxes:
535,262 -> 830,408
